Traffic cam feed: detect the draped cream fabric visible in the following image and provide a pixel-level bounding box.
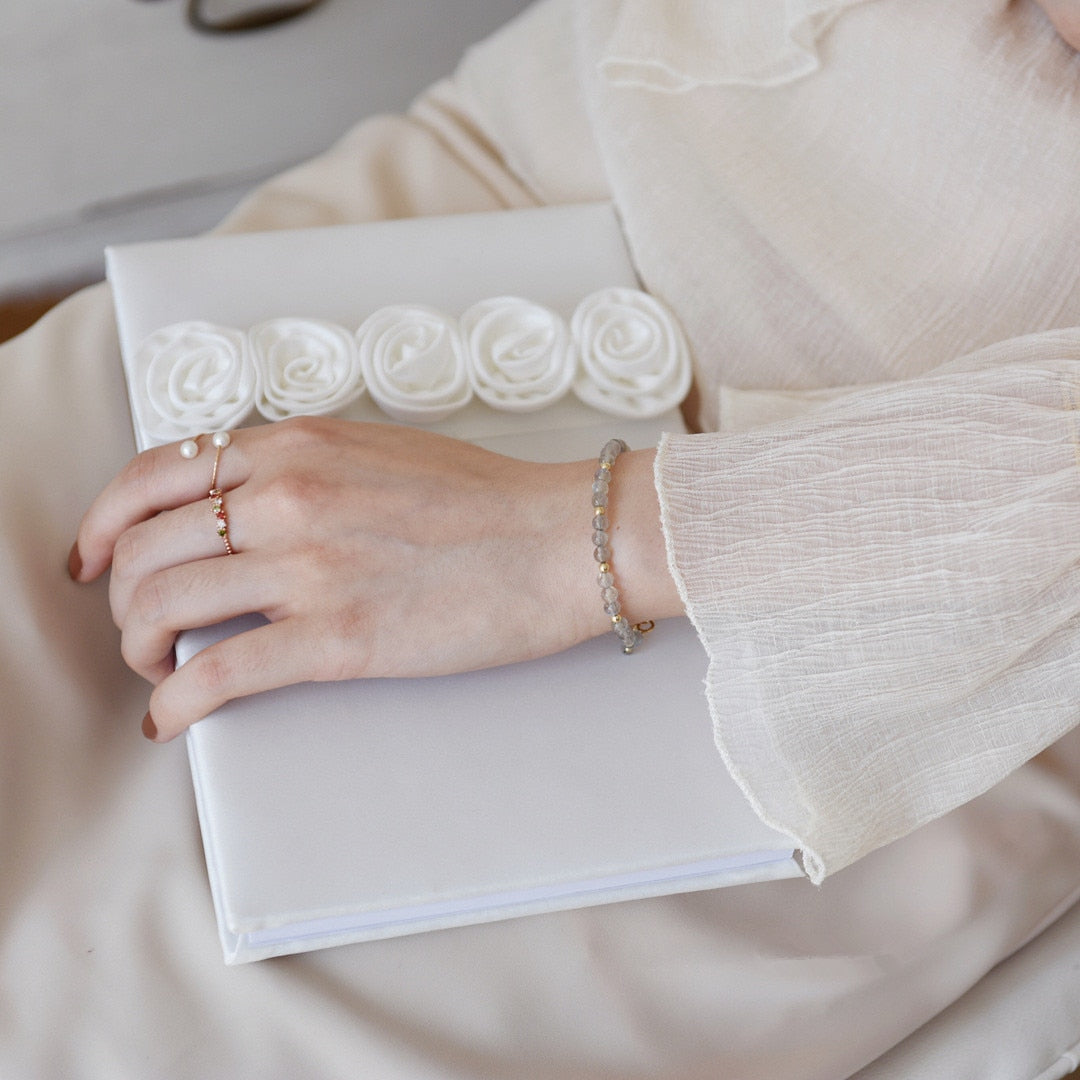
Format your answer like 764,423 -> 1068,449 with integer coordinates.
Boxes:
452,0 -> 1080,878
599,0 -> 874,89
3,3 -> 1080,1078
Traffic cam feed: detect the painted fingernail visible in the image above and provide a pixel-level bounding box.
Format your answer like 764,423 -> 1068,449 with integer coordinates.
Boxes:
67,541 -> 83,581
142,711 -> 158,741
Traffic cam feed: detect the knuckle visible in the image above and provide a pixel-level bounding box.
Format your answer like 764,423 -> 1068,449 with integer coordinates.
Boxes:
251,417 -> 346,526
119,630 -> 142,671
123,448 -> 164,499
110,527 -> 142,582
131,572 -> 172,629
262,469 -> 335,528
119,578 -> 172,674
275,414 -> 328,452
190,647 -> 233,700
262,471 -> 313,524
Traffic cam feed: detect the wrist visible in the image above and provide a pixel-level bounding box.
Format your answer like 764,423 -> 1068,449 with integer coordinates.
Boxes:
522,443 -> 685,655
600,447 -> 683,633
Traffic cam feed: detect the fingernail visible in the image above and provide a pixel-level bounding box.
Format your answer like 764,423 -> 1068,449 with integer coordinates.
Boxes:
142,711 -> 158,741
67,542 -> 83,581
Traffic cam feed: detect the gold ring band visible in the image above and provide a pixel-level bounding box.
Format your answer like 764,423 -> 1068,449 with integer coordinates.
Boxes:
209,487 -> 234,555
208,431 -> 234,555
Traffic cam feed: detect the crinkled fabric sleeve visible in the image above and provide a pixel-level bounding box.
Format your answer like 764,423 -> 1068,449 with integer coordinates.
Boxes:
654,328 -> 1080,883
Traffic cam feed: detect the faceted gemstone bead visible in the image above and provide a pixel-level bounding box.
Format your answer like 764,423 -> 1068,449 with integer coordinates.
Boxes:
592,438 -> 647,653
599,440 -> 623,466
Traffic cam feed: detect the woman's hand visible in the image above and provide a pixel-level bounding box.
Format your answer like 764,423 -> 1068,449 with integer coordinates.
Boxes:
70,417 -> 679,742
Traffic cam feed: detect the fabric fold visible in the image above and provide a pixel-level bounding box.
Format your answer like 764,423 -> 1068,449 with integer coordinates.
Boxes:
656,329 -> 1080,881
599,0 -> 875,91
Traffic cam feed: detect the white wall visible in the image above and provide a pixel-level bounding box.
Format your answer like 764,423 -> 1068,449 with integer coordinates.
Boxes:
0,0 -> 530,296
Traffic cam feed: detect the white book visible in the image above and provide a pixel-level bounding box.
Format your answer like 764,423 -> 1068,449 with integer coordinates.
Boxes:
106,203 -> 800,964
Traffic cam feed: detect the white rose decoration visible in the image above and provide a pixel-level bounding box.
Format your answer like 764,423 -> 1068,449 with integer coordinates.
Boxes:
571,287 -> 692,418
250,318 -> 364,421
460,297 -> 573,412
356,305 -> 472,424
137,321 -> 258,441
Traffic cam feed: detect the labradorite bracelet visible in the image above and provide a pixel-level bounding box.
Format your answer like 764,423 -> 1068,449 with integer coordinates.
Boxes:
593,439 -> 655,654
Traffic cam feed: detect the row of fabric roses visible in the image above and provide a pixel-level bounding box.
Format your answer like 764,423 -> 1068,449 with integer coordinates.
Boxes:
135,286 -> 692,441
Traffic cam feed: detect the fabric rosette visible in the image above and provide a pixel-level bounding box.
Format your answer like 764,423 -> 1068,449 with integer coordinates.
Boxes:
571,287 -> 692,418
356,304 -> 472,423
137,320 -> 258,441
249,318 -> 365,421
460,297 -> 573,412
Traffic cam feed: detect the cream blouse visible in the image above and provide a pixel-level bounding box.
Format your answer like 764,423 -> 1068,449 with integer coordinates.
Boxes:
442,0 -> 1080,880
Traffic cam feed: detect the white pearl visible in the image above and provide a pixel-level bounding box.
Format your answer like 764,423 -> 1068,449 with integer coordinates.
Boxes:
179,439 -> 199,460
211,430 -> 232,449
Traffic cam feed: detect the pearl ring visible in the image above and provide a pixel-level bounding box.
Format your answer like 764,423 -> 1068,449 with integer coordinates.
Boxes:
207,431 -> 234,555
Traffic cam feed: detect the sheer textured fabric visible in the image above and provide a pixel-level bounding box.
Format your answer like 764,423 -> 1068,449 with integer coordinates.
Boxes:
452,0 -> 1080,877
658,333 -> 1080,879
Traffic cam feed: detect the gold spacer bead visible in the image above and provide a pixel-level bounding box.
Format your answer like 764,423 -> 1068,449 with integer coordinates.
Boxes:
594,506 -> 606,516
611,614 -> 624,625
598,562 -> 610,573
600,461 -> 612,470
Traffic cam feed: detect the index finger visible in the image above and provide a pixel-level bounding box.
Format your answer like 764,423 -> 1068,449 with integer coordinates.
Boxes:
71,431 -> 251,582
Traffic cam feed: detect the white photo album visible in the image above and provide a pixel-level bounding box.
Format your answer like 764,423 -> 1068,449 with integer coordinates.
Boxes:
106,203 -> 800,964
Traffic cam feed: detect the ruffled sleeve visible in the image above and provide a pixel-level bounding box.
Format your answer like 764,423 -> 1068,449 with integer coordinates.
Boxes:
598,0 -> 876,90
655,329 -> 1080,882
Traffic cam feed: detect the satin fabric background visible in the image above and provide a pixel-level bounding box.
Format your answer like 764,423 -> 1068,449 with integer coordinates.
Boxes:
2,1 -> 1080,1077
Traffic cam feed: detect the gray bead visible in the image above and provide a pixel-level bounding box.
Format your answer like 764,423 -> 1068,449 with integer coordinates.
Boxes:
599,441 -> 621,466
592,438 -> 649,654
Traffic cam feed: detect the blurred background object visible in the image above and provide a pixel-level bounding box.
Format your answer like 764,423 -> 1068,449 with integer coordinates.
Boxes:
184,0 -> 330,35
0,0 -> 529,338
